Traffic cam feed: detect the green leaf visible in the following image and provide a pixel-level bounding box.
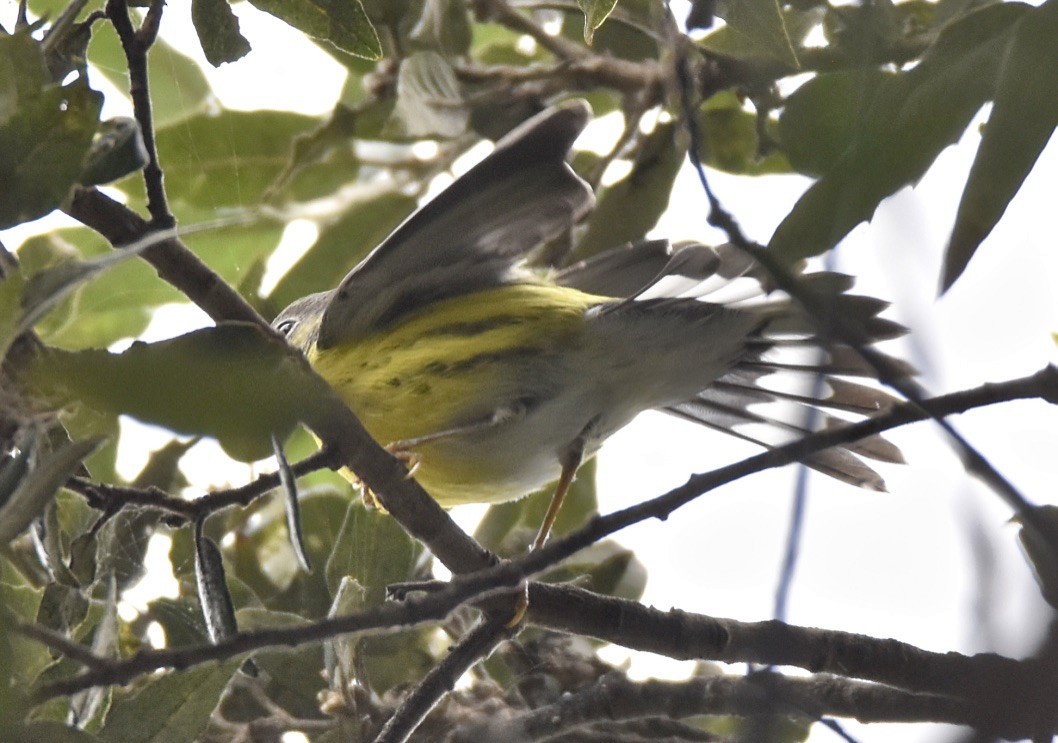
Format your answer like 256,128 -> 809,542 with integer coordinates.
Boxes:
540,539 -> 646,600
323,576 -> 365,685
561,0 -> 659,61
0,31 -> 49,124
0,267 -> 26,362
698,6 -> 819,63
716,0 -> 799,67
69,579 -> 118,730
779,71 -> 889,177
178,217 -> 285,290
145,599 -> 211,649
324,500 -> 424,602
13,229 -> 174,351
14,227 -> 177,350
264,124 -> 363,204
769,2 -> 1030,265
13,721 -> 103,742
78,117 -> 148,187
28,324 -> 335,462
387,51 -> 468,139
36,584 -> 90,636
221,500 -> 291,602
575,122 -> 684,259
247,0 -> 382,60
262,489 -> 356,617
266,189 -> 417,313
191,0 -> 252,67
52,480 -> 101,548
942,0 -> 1058,291
55,396 -> 121,486
0,563 -> 51,688
149,109 -> 320,210
87,31 -> 211,129
0,66 -> 102,228
699,91 -> 792,175
97,661 -> 243,743
475,459 -> 598,556
0,435 -> 105,545
40,6 -> 95,85
41,491 -> 90,587
322,501 -> 433,694
578,0 -> 619,44
235,608 -> 324,716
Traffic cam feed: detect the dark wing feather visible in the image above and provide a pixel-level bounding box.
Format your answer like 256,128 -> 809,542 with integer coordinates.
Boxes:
554,239 -> 675,297
317,101 -> 594,349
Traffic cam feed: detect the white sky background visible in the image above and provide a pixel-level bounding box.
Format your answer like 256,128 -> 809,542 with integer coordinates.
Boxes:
4,1 -> 1058,741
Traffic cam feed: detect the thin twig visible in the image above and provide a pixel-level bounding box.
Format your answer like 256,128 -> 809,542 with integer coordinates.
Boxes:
65,188 -> 268,326
375,618 -> 513,743
28,371 -> 1058,730
105,0 -> 172,227
671,47 -> 1051,553
70,1 -> 268,327
13,621 -> 111,670
479,0 -> 589,61
66,447 -> 339,523
448,672 -> 973,742
28,561 -> 528,700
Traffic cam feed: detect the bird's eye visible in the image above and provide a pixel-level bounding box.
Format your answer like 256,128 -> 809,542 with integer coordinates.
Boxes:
276,319 -> 296,336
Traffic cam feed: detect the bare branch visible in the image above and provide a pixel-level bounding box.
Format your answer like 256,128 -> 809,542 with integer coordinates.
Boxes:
475,0 -> 590,62
104,0 -> 172,227
66,448 -> 339,523
672,48 -> 1052,557
31,370 -> 1056,720
65,188 -> 268,326
449,672 -> 974,742
376,618 -> 513,743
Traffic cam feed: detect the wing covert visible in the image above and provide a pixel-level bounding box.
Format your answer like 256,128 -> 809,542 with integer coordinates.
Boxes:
317,101 -> 594,349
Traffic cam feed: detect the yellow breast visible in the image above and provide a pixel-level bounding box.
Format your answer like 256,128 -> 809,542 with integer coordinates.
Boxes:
306,283 -> 606,504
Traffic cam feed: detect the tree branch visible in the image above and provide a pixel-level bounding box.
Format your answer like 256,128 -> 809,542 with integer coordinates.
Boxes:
66,447 -> 340,523
449,671 -> 974,742
30,367 -> 1058,739
63,1 -> 268,328
526,584 -> 1048,737
65,188 -> 268,326
375,618 -> 513,743
26,559 -> 529,700
672,50 -> 1054,562
476,0 -> 589,62
104,0 -> 172,227
35,371 -> 1055,703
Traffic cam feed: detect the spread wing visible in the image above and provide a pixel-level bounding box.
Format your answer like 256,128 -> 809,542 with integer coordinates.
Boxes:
317,101 -> 594,349
561,240 -> 910,490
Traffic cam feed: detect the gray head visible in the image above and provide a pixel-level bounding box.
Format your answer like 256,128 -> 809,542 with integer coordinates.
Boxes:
272,291 -> 333,353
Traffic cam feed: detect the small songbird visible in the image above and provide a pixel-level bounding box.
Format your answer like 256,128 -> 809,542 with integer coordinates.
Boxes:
273,101 -> 905,548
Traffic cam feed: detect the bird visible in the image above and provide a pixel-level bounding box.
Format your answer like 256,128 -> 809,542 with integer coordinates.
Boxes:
272,100 -> 906,549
